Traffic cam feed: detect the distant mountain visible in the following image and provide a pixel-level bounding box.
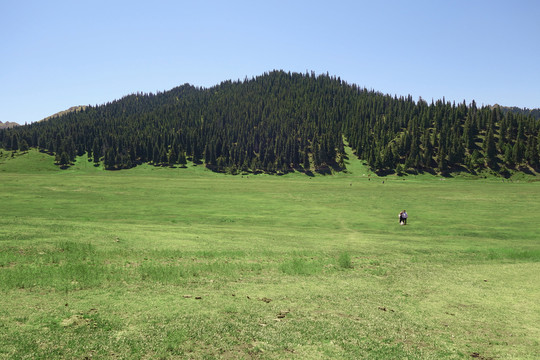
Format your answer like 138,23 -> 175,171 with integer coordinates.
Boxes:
0,121 -> 19,129
496,105 -> 540,120
1,70 -> 539,176
40,106 -> 88,122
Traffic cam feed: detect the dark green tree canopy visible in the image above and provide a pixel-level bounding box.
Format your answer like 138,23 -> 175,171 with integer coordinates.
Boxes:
1,70 -> 539,175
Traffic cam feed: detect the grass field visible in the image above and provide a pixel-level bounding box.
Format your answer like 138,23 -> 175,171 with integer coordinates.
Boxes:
1,149 -> 539,359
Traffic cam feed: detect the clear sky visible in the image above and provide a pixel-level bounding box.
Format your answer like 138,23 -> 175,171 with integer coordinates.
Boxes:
1,0 -> 539,124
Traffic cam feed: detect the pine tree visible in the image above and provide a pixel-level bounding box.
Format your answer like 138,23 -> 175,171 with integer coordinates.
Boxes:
302,151 -> 310,170
167,145 -> 177,166
152,144 -> 160,165
512,140 -> 524,165
463,119 -> 475,151
177,151 -> 187,168
192,141 -> 202,164
92,139 -> 101,163
312,140 -> 320,168
11,134 -> 19,151
502,144 -> 512,166
104,148 -> 116,169
19,139 -> 29,152
484,129 -> 497,168
525,135 -> 539,167
469,150 -> 482,170
159,146 -> 167,165
437,146 -> 447,172
59,151 -> 70,167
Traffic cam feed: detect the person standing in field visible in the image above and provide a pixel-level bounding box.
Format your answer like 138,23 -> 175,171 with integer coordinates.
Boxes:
399,210 -> 404,225
401,210 -> 408,225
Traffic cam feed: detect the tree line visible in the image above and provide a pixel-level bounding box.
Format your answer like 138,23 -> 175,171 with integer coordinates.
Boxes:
1,70 -> 539,175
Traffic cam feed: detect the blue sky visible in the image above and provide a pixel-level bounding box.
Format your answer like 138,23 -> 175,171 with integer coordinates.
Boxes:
1,0 -> 539,124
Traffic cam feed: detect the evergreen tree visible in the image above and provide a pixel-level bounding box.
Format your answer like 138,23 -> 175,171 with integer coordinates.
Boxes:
11,134 -> 19,151
92,138 -> 101,163
192,141 -> 201,164
19,139 -> 29,152
59,151 -> 70,167
503,144 -> 514,166
104,148 -> 116,169
167,145 -> 177,166
302,151 -> 310,170
463,119 -> 475,151
525,135 -> 539,167
177,151 -> 187,168
512,140 -> 524,165
159,145 -> 168,165
152,144 -> 160,165
484,129 -> 497,168
469,150 -> 483,170
437,146 -> 447,172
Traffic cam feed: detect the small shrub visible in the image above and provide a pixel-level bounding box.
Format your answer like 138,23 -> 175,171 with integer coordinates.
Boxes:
338,252 -> 353,269
279,258 -> 321,275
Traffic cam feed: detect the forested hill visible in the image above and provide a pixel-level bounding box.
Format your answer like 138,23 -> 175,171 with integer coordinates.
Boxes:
1,70 -> 539,175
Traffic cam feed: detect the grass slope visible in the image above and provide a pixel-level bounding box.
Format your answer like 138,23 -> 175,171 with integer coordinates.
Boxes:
0,149 -> 539,359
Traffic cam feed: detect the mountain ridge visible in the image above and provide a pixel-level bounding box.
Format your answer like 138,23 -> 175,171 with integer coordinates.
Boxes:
496,105 -> 540,120
0,121 -> 19,129
40,106 -> 88,122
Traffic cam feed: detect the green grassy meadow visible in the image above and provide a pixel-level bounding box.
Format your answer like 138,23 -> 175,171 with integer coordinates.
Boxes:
1,149 -> 539,359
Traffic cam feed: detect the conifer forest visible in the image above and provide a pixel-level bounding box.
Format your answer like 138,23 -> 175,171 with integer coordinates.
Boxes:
2,70 -> 539,175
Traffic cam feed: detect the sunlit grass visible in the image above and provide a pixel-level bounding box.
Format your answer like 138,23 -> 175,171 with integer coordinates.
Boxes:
0,149 -> 539,359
